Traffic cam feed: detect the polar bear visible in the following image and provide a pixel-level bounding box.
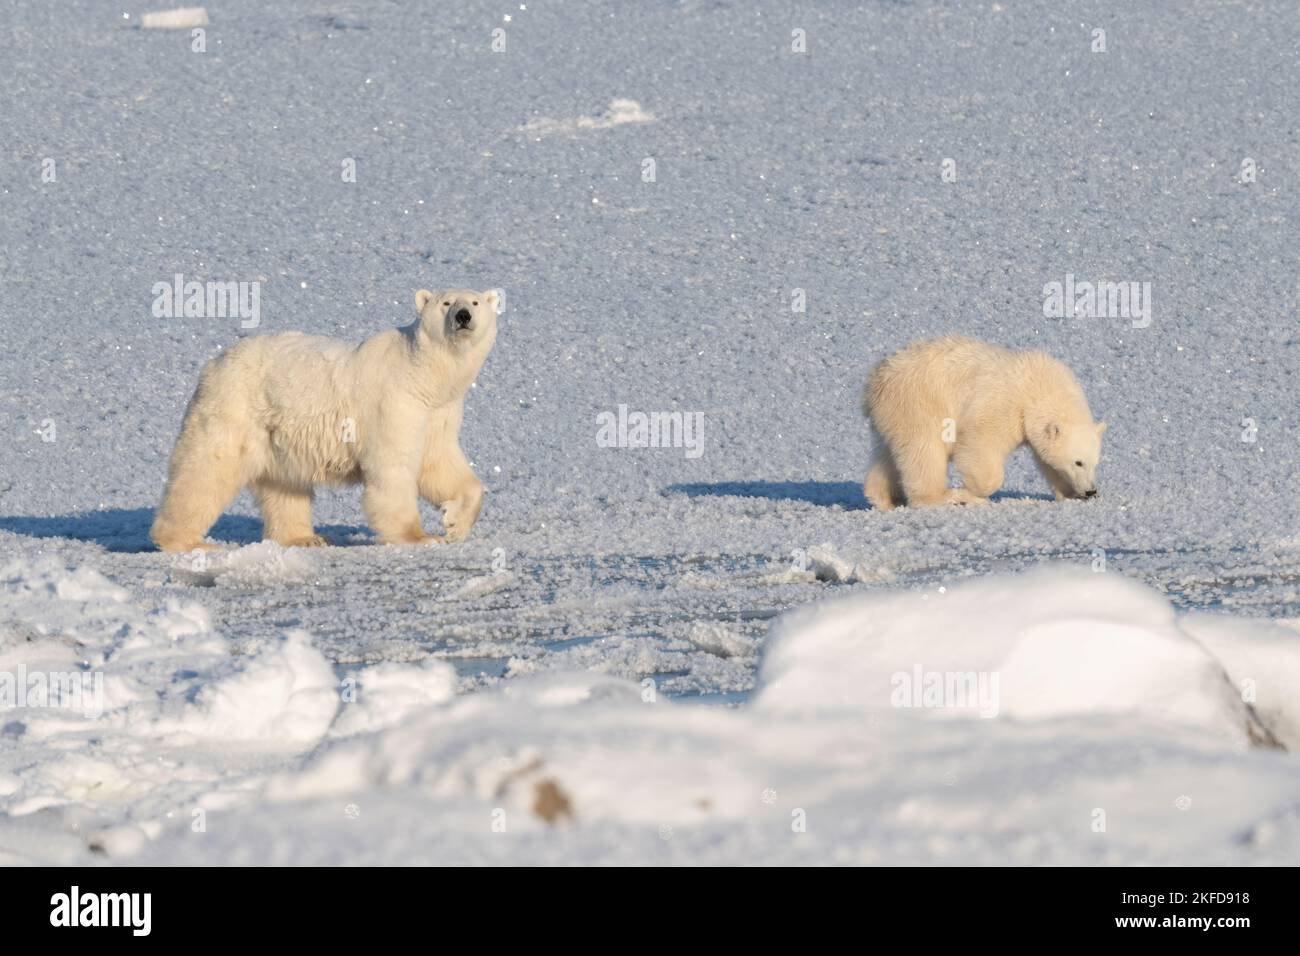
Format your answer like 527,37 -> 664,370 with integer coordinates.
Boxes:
150,288 -> 499,552
862,336 -> 1105,510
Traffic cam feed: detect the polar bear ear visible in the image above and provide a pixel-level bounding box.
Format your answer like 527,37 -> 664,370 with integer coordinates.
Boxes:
1096,421 -> 1108,435
1043,422 -> 1062,441
415,289 -> 438,315
484,289 -> 503,315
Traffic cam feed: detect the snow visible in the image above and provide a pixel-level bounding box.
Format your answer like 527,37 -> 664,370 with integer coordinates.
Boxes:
757,567 -> 1275,748
1181,614 -> 1300,751
0,0 -> 1297,864
3,559 -> 1300,865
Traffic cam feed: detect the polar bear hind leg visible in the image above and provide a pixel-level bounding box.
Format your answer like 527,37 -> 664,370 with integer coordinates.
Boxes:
894,435 -> 952,508
252,480 -> 327,547
150,410 -> 249,552
864,445 -> 904,511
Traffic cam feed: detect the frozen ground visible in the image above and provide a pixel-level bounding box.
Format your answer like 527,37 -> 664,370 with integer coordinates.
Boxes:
0,1 -> 1297,864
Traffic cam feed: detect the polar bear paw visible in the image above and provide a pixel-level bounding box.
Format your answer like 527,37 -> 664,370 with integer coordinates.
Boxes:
280,534 -> 330,548
442,497 -> 482,542
442,512 -> 472,542
943,489 -> 991,507
402,532 -> 446,546
377,525 -> 446,546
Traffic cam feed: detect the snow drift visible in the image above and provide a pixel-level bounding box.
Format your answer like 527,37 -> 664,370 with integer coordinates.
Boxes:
757,567 -> 1281,748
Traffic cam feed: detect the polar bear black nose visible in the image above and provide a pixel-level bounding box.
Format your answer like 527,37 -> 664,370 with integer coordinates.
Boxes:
1084,489 -> 1098,498
454,309 -> 472,328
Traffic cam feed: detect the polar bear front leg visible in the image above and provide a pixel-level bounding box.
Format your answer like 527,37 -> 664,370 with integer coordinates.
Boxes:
418,445 -> 483,542
942,488 -> 992,506
363,467 -> 443,545
952,446 -> 1005,505
1029,448 -> 1074,500
441,479 -> 483,542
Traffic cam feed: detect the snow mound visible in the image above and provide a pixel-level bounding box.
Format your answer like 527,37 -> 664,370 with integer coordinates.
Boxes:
167,541 -> 317,588
332,660 -> 457,737
805,543 -> 895,584
1181,614 -> 1300,751
756,567 -> 1285,748
263,672 -> 761,827
687,621 -> 757,658
149,631 -> 339,746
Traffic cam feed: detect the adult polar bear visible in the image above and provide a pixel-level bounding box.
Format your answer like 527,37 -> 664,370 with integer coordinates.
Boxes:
150,289 -> 499,552
863,336 -> 1106,509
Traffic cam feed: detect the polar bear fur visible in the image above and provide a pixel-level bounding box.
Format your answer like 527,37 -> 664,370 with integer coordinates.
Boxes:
150,288 -> 499,552
862,336 -> 1106,510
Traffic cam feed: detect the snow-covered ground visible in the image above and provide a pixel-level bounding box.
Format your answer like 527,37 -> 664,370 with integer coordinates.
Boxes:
0,1 -> 1297,864
4,559 -> 1300,865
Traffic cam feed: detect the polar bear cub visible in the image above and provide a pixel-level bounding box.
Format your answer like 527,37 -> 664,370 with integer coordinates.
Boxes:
150,288 -> 499,552
862,336 -> 1106,510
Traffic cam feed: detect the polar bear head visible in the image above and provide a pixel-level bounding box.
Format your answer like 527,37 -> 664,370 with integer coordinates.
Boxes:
1032,420 -> 1107,498
414,288 -> 500,351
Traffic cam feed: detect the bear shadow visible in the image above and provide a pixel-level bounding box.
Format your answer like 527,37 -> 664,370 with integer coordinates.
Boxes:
665,481 -> 1055,510
666,481 -> 869,509
988,489 -> 1056,504
0,508 -> 371,553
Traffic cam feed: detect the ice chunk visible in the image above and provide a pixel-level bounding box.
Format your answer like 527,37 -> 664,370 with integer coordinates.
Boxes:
141,7 -> 209,29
